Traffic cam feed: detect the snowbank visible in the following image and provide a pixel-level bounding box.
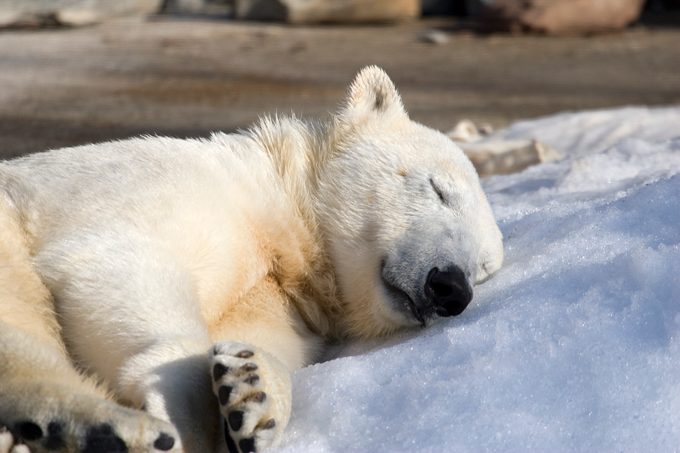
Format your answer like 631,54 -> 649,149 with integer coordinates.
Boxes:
278,107 -> 680,452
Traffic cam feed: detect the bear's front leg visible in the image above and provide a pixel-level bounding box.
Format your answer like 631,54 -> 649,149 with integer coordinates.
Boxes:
35,232 -> 221,452
210,342 -> 291,453
205,277 -> 323,453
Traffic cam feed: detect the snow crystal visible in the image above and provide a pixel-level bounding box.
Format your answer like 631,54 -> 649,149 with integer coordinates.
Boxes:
278,107 -> 680,453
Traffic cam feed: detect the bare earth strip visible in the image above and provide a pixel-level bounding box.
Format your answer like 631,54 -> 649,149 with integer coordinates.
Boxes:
1,16 -> 679,158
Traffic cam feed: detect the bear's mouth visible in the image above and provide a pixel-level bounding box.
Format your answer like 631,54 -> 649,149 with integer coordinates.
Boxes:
380,265 -> 425,327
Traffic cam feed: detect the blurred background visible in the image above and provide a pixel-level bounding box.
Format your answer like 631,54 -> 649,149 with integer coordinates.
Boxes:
1,0 -> 679,160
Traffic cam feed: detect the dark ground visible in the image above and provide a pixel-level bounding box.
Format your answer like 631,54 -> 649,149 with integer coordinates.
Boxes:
1,15 -> 679,159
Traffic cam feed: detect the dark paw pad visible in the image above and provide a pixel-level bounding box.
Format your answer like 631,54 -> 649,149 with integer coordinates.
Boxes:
16,421 -> 43,441
228,411 -> 244,432
83,424 -> 128,453
45,421 -> 66,450
213,363 -> 229,381
153,433 -> 175,451
238,437 -> 256,453
224,422 -> 238,453
218,386 -> 233,405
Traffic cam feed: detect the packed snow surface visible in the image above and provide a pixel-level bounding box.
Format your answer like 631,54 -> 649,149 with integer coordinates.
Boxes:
278,107 -> 680,453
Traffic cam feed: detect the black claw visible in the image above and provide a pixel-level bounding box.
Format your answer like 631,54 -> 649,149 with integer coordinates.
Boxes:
244,375 -> 260,386
45,421 -> 66,450
250,392 -> 266,403
224,421 -> 239,453
218,386 -> 233,405
236,350 -> 254,359
261,419 -> 276,430
213,345 -> 221,356
17,421 -> 43,441
213,363 -> 229,381
240,363 -> 258,372
228,411 -> 244,432
82,423 -> 128,453
239,437 -> 256,453
153,432 -> 175,451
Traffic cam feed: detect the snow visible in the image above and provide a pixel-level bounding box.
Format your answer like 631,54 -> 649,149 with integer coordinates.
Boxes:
278,106 -> 680,453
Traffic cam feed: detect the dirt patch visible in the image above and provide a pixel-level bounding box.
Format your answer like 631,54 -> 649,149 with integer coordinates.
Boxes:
1,16 -> 679,158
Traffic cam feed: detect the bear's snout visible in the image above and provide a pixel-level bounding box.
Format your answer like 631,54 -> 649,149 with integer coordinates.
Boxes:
424,266 -> 473,317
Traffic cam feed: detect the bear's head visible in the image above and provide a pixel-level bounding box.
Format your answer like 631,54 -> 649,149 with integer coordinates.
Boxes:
316,66 -> 503,338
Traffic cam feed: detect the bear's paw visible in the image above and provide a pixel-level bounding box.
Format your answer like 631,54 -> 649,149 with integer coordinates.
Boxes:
211,342 -> 291,453
0,400 -> 180,453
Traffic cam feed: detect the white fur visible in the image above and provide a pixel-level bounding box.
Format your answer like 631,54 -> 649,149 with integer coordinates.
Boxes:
0,66 -> 502,452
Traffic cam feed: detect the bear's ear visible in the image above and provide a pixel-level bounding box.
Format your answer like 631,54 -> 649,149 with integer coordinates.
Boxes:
337,66 -> 407,125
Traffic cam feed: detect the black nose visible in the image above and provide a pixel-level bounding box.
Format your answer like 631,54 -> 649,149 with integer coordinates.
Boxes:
424,266 -> 473,317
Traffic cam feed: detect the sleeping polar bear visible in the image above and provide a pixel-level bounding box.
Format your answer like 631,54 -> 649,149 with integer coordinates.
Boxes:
0,67 -> 503,453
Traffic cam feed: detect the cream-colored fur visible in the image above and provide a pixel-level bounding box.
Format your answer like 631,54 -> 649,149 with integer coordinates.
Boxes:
0,67 -> 503,453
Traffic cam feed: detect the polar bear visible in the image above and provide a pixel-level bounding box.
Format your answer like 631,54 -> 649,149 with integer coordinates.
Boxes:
0,67 -> 503,453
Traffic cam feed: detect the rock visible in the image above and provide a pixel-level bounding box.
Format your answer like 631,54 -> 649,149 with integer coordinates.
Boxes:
467,0 -> 645,35
459,139 -> 561,176
160,0 -> 233,16
447,119 -> 560,176
421,0 -> 467,16
448,119 -> 483,142
448,119 -> 494,142
0,0 -> 160,28
418,29 -> 450,44
234,0 -> 419,24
